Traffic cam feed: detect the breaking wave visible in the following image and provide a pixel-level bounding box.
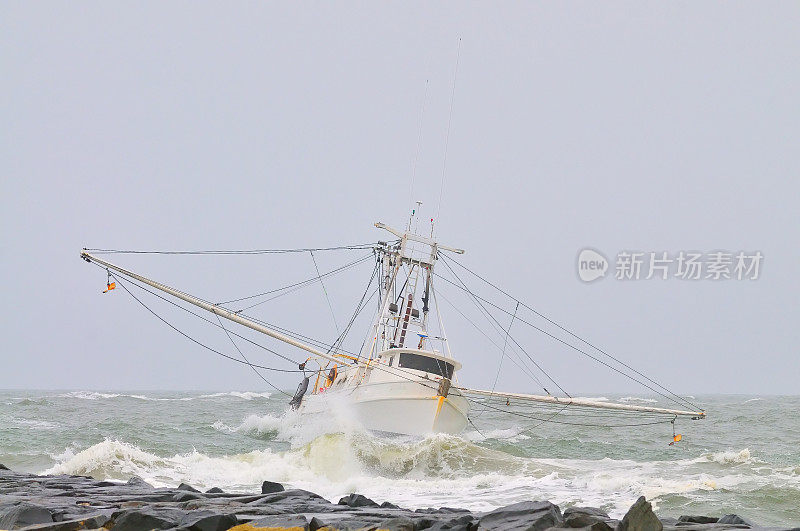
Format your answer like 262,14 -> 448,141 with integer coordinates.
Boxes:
199,392 -> 272,400
43,416 -> 793,519
55,391 -> 271,402
619,397 -> 658,404
698,448 -> 754,465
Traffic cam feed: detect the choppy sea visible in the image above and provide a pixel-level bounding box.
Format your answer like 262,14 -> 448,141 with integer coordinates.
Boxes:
1,391 -> 798,526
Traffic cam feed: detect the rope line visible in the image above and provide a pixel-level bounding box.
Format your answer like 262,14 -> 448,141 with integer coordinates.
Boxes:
441,253 -> 701,411
215,313 -> 291,397
84,243 -> 376,255
437,254 -> 698,411
110,273 -> 303,374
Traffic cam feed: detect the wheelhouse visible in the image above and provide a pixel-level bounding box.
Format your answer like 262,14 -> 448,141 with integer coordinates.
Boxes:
375,348 -> 460,380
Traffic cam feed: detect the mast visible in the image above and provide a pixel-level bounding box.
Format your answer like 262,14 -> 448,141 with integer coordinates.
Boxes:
363,221 -> 464,360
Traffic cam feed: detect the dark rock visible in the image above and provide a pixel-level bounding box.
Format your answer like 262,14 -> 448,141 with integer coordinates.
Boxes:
376,516 -> 415,531
561,516 -> 613,530
717,515 -> 754,527
309,516 -> 327,531
179,510 -> 239,531
245,514 -> 309,530
678,516 -> 719,524
325,515 -> 385,529
560,506 -> 614,530
205,487 -> 224,494
565,508 -> 611,519
15,512 -> 111,531
478,500 -> 563,530
381,501 -> 401,509
261,480 -> 285,494
426,514 -> 477,530
173,491 -> 205,502
109,508 -> 185,531
177,482 -> 202,493
126,476 -> 153,489
618,497 -> 662,531
338,493 -> 380,508
0,503 -> 55,528
0,464 -> 9,470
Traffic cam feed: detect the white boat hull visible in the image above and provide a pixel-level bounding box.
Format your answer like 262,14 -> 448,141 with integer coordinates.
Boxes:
299,380 -> 469,437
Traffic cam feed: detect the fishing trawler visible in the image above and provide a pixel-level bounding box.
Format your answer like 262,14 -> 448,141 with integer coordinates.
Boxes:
80,216 -> 706,438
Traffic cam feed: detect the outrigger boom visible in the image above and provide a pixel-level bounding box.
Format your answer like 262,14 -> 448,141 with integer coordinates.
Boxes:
457,388 -> 705,418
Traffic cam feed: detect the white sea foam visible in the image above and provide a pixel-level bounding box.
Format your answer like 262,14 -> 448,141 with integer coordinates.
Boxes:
619,396 -> 658,404
45,436 -> 783,518
58,391 -> 121,400
699,448 -> 753,465
55,391 -> 270,401
199,392 -> 272,400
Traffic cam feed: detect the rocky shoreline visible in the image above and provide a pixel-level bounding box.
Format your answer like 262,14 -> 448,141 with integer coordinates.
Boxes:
0,464 -> 795,531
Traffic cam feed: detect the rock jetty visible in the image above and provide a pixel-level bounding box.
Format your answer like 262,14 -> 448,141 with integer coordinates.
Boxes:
0,465 -> 795,531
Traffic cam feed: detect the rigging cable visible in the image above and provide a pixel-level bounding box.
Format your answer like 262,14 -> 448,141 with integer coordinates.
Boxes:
86,261 -> 312,367
84,243 -> 377,255
441,253 -> 701,411
435,288 -> 545,387
473,300 -> 520,419
438,255 -> 571,397
437,253 -> 699,411
326,259 -> 380,359
435,37 -> 462,232
109,272 -> 303,375
214,313 -> 292,397
310,250 -> 341,337
220,253 -> 374,307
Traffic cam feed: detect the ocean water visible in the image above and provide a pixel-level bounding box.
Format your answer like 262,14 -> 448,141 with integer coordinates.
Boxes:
1,391 -> 798,526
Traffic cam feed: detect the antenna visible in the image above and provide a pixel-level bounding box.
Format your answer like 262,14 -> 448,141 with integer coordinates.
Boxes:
408,80 -> 430,217
434,37 -> 462,238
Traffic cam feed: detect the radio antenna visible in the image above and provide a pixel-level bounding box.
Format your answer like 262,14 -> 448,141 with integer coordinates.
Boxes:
434,37 -> 462,238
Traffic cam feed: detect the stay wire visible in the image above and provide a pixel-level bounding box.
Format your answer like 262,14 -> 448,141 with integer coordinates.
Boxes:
110,273 -> 303,375
84,243 -> 376,255
310,250 -> 340,337
326,260 -> 380,359
220,253 -> 373,307
214,312 -> 292,397
473,300 -> 520,419
88,261 -> 310,367
442,253 -> 701,412
437,254 -> 699,411
435,289 -> 544,386
435,37 -> 462,227
439,256 -> 571,397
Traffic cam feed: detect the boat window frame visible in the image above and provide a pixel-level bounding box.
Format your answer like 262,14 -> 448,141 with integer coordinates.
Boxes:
397,352 -> 454,379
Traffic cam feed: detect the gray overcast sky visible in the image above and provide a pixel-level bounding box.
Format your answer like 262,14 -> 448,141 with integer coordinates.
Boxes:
2,2 -> 798,395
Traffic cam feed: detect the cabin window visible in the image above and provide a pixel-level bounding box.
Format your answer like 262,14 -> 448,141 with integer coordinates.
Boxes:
397,353 -> 454,378
388,356 -> 393,367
